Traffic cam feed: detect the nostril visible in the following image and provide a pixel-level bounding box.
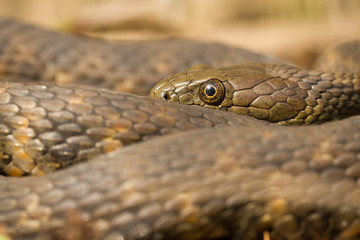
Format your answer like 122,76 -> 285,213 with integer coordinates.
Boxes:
163,92 -> 170,101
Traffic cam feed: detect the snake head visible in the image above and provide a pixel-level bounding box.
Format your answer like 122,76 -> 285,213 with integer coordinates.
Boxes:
150,64 -> 235,110
150,63 -> 310,124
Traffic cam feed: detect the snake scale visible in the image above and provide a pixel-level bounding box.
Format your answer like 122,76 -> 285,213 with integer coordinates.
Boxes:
0,17 -> 360,240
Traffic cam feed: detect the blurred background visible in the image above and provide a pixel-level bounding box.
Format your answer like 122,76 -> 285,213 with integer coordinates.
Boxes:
0,0 -> 359,68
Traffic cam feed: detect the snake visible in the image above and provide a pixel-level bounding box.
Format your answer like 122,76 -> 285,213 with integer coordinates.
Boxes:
0,17 -> 360,240
150,63 -> 360,125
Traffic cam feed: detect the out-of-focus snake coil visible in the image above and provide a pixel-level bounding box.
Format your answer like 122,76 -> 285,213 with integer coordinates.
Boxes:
0,18 -> 360,240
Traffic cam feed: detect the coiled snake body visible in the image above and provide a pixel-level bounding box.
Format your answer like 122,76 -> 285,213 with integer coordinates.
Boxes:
0,18 -> 360,240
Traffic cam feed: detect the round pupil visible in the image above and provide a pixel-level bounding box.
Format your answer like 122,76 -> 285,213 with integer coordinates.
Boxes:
205,85 -> 216,96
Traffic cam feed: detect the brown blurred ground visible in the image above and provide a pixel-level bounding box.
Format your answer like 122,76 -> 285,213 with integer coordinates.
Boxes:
0,0 -> 360,68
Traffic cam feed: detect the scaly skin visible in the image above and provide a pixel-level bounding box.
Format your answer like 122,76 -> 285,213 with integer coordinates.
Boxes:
150,63 -> 360,124
1,116 -> 360,240
0,18 -> 360,240
315,40 -> 360,73
0,81 -> 268,177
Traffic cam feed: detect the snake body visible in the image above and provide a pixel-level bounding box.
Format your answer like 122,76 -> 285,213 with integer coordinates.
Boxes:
2,116 -> 360,240
0,81 -> 269,177
0,18 -> 360,240
0,17 -> 280,96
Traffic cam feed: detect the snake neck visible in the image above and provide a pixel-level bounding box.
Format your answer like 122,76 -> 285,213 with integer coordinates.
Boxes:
262,64 -> 360,124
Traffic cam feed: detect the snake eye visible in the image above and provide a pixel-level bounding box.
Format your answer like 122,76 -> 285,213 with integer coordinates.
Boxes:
199,79 -> 225,105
